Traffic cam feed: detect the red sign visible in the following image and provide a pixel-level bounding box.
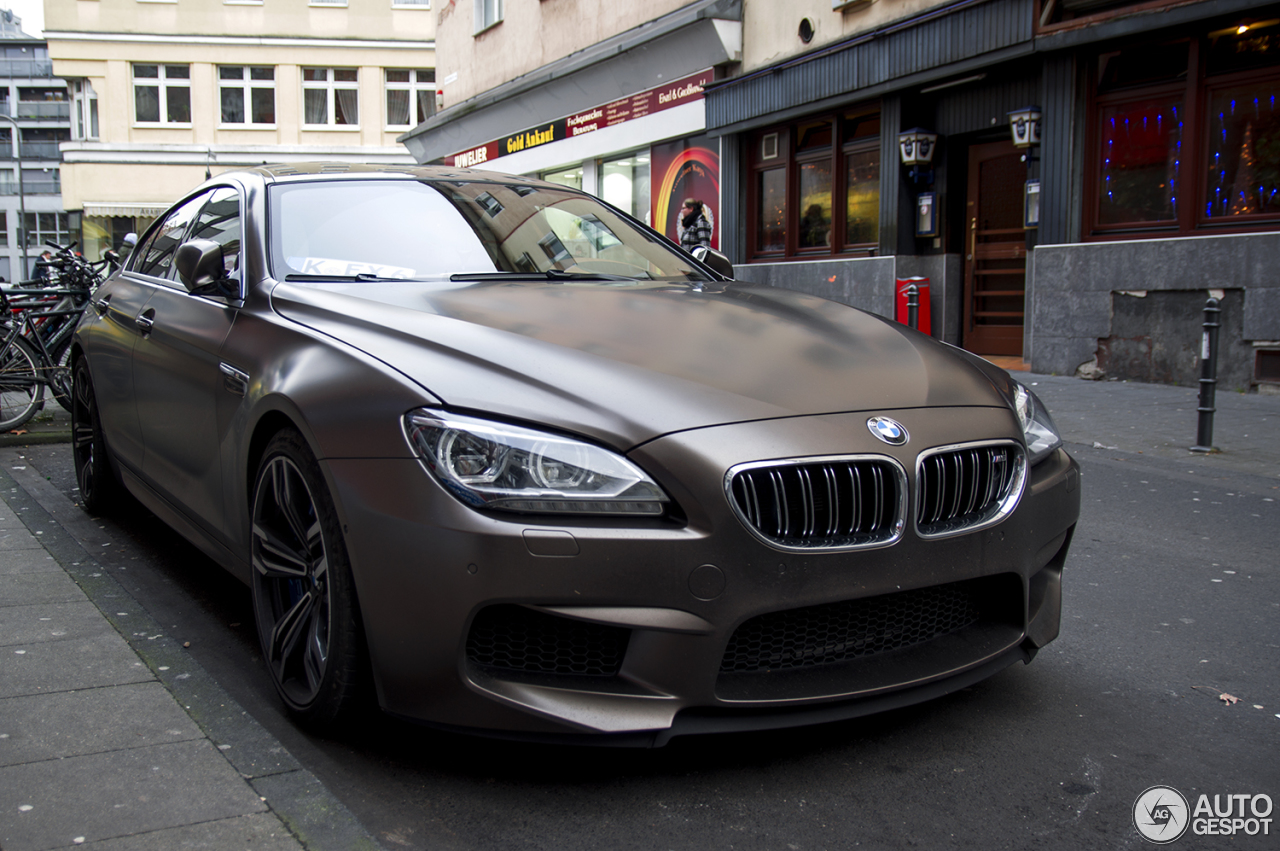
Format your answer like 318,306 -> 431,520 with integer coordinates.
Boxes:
566,70 -> 712,139
446,69 -> 713,165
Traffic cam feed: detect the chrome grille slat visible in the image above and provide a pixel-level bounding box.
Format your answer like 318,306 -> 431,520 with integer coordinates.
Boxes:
728,457 -> 904,550
916,441 -> 1026,539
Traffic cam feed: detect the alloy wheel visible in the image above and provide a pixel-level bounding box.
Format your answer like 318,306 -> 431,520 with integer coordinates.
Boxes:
251,454 -> 333,708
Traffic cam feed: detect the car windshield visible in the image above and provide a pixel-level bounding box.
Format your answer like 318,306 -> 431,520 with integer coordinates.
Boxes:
268,178 -> 708,282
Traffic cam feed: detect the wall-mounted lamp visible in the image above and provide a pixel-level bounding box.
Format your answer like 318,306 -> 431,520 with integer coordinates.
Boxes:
898,127 -> 938,185
1007,106 -> 1041,148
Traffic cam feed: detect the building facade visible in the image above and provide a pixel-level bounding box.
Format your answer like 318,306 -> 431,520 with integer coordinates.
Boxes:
45,0 -> 435,260
0,9 -> 70,281
408,0 -> 1280,390
401,0 -> 741,242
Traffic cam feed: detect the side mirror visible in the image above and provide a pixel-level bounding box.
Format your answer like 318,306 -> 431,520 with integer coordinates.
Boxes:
691,245 -> 734,280
175,239 -> 237,298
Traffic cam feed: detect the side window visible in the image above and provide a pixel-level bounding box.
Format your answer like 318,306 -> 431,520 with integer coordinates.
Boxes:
188,186 -> 243,278
133,192 -> 209,279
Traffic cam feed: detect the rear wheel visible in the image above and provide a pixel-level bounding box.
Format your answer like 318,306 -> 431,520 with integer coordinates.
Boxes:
0,334 -> 42,431
251,429 -> 368,728
50,340 -> 73,413
71,358 -> 121,514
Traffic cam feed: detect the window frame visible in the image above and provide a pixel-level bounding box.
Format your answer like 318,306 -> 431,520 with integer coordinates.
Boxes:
384,68 -> 436,129
747,106 -> 882,262
474,0 -> 503,34
1084,32 -> 1280,239
218,66 -> 277,128
301,67 -> 360,129
132,63 -> 192,127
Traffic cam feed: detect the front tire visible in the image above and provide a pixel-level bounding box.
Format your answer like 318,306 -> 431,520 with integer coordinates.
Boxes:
71,358 -> 121,514
251,429 -> 368,729
0,335 -> 42,431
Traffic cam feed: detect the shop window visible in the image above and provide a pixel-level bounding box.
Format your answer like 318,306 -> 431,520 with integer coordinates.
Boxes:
600,151 -> 650,223
303,68 -> 359,127
133,63 -> 190,125
220,66 -> 276,126
1204,79 -> 1280,219
1088,23 -> 1280,237
541,165 -> 583,191
1096,95 -> 1183,225
386,69 -> 436,127
748,106 -> 880,260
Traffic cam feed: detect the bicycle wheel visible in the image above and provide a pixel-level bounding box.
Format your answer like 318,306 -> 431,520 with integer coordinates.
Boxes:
0,334 -> 43,431
49,338 -> 73,413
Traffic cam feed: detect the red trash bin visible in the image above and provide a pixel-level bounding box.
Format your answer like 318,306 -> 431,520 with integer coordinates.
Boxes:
895,277 -> 931,335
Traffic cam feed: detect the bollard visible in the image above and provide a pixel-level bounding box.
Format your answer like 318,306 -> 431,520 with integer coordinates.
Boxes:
906,284 -> 919,330
1190,296 -> 1220,453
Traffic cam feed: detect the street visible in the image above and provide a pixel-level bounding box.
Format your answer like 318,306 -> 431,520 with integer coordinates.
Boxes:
5,383 -> 1277,850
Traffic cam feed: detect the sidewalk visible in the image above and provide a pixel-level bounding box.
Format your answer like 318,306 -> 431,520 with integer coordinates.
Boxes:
0,372 -> 1276,849
0,453 -> 379,850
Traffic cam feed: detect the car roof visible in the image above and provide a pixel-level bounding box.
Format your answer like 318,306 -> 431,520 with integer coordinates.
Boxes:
234,162 -> 546,187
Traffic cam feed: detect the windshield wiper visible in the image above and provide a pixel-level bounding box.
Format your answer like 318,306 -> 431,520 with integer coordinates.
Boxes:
449,269 -> 641,283
285,273 -> 417,282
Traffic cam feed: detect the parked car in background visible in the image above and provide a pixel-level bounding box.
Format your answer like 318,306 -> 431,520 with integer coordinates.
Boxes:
70,164 -> 1080,745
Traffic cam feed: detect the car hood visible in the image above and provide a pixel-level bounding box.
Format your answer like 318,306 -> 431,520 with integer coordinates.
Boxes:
269,279 -> 1014,448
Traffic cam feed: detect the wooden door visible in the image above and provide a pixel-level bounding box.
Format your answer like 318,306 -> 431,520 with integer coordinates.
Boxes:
963,140 -> 1027,356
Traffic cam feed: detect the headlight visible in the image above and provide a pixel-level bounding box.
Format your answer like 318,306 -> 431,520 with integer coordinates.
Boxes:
1011,382 -> 1063,465
404,410 -> 669,515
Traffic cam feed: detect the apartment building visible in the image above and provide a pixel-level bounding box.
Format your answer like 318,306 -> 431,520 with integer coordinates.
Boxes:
0,8 -> 70,281
44,0 -> 435,260
407,0 -> 1280,390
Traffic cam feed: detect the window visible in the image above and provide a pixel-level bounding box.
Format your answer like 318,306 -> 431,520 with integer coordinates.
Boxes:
385,69 -> 435,127
189,187 -> 243,279
310,0 -> 348,6
0,212 -> 8,248
541,166 -> 583,191
600,151 -> 651,223
1088,23 -> 1280,237
474,0 -> 502,33
303,68 -> 358,126
23,212 -> 70,248
133,193 -> 208,278
220,66 -> 276,126
392,0 -> 430,6
133,63 -> 190,125
748,108 -> 881,260
72,80 -> 98,141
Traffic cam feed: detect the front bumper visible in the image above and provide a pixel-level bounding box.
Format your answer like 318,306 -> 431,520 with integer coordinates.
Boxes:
326,407 -> 1080,743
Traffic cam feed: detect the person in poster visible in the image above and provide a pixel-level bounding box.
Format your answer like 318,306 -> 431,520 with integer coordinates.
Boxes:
652,134 -> 720,250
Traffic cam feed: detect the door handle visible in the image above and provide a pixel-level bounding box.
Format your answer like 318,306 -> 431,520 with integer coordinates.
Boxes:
135,309 -> 155,334
968,216 -> 977,261
93,295 -> 111,315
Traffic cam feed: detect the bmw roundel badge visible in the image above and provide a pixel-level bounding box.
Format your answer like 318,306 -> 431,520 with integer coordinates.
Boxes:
867,416 -> 909,446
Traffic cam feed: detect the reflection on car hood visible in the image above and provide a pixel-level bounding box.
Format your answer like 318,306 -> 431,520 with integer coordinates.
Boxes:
269,279 -> 1012,447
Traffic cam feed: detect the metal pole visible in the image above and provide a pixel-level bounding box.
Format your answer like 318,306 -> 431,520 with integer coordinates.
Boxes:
906,283 -> 919,330
0,114 -> 27,278
1190,296 -> 1220,453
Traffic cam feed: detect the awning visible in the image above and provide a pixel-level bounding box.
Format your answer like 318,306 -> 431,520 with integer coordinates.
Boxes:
81,202 -> 170,218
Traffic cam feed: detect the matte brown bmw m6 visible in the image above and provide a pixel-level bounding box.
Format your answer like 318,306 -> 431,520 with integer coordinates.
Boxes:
71,164 -> 1079,745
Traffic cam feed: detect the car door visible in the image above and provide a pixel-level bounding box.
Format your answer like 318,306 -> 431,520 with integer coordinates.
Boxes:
86,193 -> 209,473
131,186 -> 243,538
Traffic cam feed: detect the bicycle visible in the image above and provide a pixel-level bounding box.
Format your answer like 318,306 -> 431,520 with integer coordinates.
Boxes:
0,243 -> 111,423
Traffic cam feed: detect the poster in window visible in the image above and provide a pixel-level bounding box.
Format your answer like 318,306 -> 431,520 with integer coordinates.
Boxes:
651,134 -> 720,250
